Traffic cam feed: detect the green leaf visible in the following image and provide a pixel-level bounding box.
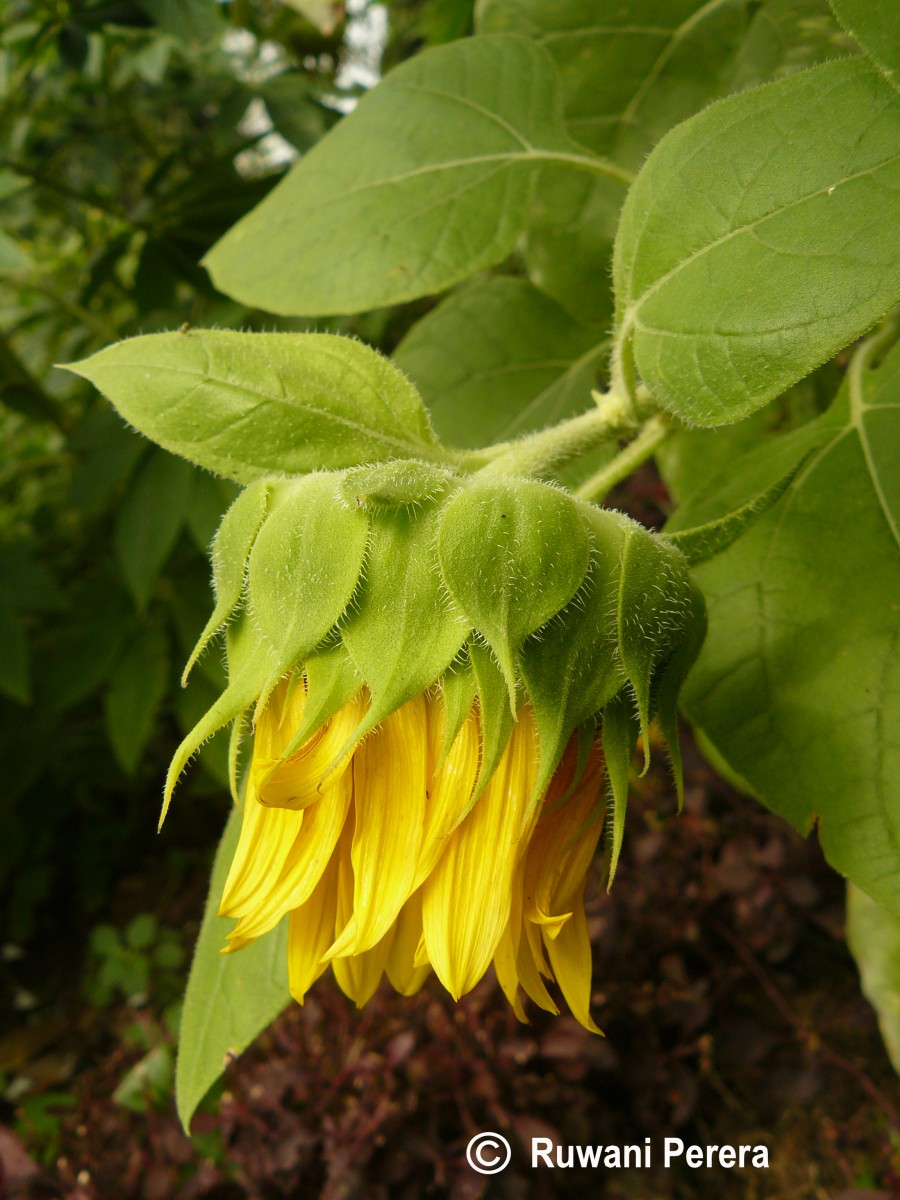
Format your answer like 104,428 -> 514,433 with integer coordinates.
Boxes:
37,583 -> 131,714
176,806 -> 290,1132
104,623 -> 170,774
667,337 -> 900,916
203,35 -> 618,316
847,883 -> 900,1074
0,545 -> 65,613
478,0 -> 752,167
437,479 -> 591,703
65,331 -> 444,482
247,475 -> 369,678
341,501 -> 470,737
613,58 -> 900,426
0,596 -> 29,704
185,474 -> 240,554
254,74 -> 338,153
662,450 -> 819,564
0,228 -> 29,273
477,1 -> 754,324
518,168 -> 622,326
114,450 -> 193,608
138,0 -> 223,45
67,409 -> 146,516
393,278 -> 607,448
829,0 -> 900,89
731,0 -> 854,91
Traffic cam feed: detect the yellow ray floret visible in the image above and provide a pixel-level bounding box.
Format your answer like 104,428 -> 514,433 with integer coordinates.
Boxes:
219,671 -> 607,1031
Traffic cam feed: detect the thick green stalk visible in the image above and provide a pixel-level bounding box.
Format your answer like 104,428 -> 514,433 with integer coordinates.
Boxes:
469,392 -> 637,480
575,415 -> 672,503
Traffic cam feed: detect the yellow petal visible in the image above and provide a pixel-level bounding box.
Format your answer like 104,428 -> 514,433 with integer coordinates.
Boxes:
330,823 -> 394,1007
226,766 -> 352,943
287,850 -> 341,1004
544,898 -> 602,1035
422,705 -> 538,999
492,922 -> 528,1022
413,702 -> 480,887
385,890 -> 431,997
219,781 -> 303,918
523,741 -> 604,933
256,690 -> 366,809
327,695 -> 428,957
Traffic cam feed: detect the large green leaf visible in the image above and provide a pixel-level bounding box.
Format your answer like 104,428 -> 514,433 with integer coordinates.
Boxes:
663,336 -> 900,915
476,1 -> 754,323
114,450 -> 194,608
829,0 -> 900,89
138,0 -> 224,44
518,168 -> 623,325
0,228 -> 29,273
176,806 -> 290,1132
613,58 -> 900,426
393,277 -> 606,448
478,0 -> 752,167
203,35 -> 624,316
847,884 -> 900,1074
65,331 -> 443,482
104,622 -> 170,773
730,0 -> 853,90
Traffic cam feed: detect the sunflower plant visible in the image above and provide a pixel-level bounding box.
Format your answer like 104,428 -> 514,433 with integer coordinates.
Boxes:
62,0 -> 900,1132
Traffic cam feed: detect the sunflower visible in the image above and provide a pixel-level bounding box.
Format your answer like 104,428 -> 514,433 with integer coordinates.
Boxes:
219,675 -> 606,1031
167,468 -> 704,1034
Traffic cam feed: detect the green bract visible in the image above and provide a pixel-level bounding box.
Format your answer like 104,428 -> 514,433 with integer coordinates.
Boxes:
170,463 -> 707,865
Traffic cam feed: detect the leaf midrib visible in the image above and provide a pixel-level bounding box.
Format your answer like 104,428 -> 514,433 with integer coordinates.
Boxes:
117,362 -> 437,459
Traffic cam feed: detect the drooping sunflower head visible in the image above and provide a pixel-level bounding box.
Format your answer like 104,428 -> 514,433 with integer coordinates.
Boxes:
169,464 -> 706,1028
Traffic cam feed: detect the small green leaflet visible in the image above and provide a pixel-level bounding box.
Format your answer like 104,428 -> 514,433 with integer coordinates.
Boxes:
203,35 -> 626,316
64,331 -> 444,482
613,57 -> 900,426
176,806 -> 290,1132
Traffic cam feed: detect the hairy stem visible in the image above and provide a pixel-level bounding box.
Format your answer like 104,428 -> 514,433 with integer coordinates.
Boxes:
575,414 -> 672,503
468,392 -> 637,479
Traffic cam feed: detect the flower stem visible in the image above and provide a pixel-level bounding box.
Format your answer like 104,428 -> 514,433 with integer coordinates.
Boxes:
468,392 -> 637,479
575,414 -> 672,503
